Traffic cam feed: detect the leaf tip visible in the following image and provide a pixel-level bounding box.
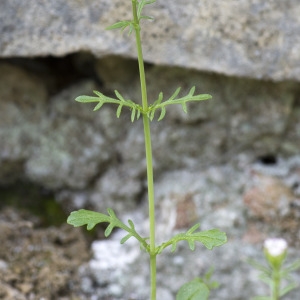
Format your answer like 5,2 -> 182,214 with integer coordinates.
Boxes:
75,96 -> 84,102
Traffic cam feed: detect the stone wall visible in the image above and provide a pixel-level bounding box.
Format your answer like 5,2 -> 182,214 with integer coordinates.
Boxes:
1,0 -> 300,298
1,54 -> 300,298
1,0 -> 300,80
1,54 -> 299,210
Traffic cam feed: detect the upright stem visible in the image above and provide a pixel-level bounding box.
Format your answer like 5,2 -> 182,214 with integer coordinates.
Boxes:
271,268 -> 280,300
132,1 -> 156,299
143,116 -> 157,300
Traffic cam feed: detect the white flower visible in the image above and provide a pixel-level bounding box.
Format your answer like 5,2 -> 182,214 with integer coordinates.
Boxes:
264,238 -> 288,257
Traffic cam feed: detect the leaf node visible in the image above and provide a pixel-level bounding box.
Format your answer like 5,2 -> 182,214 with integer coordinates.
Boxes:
67,209 -> 149,250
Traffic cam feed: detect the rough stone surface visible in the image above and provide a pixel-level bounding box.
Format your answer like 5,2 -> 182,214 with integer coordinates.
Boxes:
0,207 -> 89,299
82,158 -> 300,299
1,54 -> 300,299
1,0 -> 300,81
0,63 -> 47,184
0,63 -> 119,189
24,82 -> 114,189
1,57 -> 300,208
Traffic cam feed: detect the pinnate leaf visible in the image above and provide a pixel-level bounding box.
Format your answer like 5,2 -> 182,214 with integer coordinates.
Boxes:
156,225 -> 227,254
137,0 -> 156,19
75,90 -> 143,121
106,21 -> 131,31
280,283 -> 299,297
193,229 -> 227,249
67,209 -> 111,230
67,209 -> 149,249
285,259 -> 300,272
148,87 -> 212,121
176,279 -> 210,300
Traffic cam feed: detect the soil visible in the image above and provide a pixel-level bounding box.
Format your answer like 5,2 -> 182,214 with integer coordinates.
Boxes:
0,206 -> 90,300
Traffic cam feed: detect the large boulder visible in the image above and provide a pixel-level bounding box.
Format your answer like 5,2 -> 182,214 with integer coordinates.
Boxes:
1,0 -> 300,81
0,63 -> 118,188
1,57 -> 299,195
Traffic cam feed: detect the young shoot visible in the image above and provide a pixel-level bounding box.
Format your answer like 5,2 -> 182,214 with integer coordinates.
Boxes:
67,1 -> 227,299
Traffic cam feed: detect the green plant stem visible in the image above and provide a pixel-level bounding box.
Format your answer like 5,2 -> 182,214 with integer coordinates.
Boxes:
143,116 -> 157,300
132,1 -> 157,299
272,268 -> 280,300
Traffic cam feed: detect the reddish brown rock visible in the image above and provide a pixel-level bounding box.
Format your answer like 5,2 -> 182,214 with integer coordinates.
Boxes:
243,172 -> 295,222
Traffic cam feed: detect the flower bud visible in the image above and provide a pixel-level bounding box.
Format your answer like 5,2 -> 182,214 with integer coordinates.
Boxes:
264,238 -> 287,268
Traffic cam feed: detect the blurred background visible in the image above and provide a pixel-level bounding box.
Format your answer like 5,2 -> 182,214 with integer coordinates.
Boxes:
1,0 -> 300,299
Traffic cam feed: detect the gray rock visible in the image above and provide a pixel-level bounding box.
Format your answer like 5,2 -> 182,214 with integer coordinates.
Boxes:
1,0 -> 300,81
1,56 -> 299,209
108,61 -> 298,171
24,81 -> 116,189
89,165 -> 143,215
1,57 -> 300,299
1,4 -> 300,296
0,63 -> 47,184
82,159 -> 300,299
0,65 -> 117,189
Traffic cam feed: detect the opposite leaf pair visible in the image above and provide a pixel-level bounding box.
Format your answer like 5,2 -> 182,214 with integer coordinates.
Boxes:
76,87 -> 212,122
67,208 -> 227,255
